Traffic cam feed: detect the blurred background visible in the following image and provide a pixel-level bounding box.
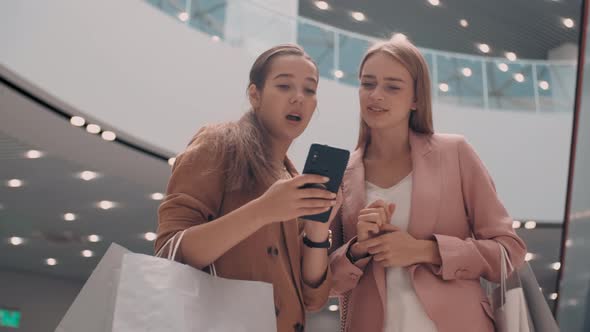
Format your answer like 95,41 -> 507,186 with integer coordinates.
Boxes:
0,0 -> 589,330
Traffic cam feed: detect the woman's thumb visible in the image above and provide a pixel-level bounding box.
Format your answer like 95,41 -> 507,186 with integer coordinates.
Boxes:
388,203 -> 396,217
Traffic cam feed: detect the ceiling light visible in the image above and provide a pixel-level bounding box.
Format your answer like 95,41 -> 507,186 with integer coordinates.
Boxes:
478,43 -> 491,54
98,200 -> 116,210
88,234 -> 102,243
70,116 -> 86,127
328,305 -> 339,312
168,157 -> 176,166
525,253 -> 535,261
514,73 -> 525,83
150,192 -> 165,200
63,213 -> 77,221
512,220 -> 522,229
25,150 -> 44,159
461,67 -> 472,77
428,0 -> 441,6
438,83 -> 449,92
7,179 -> 23,188
497,63 -> 509,72
82,250 -> 94,258
144,232 -> 157,241
101,131 -> 116,141
524,220 -> 536,229
539,81 -> 550,90
79,171 -> 99,181
351,12 -> 366,22
505,52 -> 517,61
211,35 -> 220,42
178,12 -> 189,22
551,262 -> 561,271
565,239 -> 573,247
459,19 -> 469,28
550,293 -> 558,300
562,18 -> 575,29
314,1 -> 329,10
9,237 -> 24,246
46,258 -> 57,266
86,124 -> 101,134
334,70 -> 344,78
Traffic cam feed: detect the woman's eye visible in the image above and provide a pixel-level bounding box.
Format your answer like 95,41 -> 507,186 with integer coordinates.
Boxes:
305,88 -> 316,95
361,82 -> 375,88
387,86 -> 400,91
277,84 -> 290,90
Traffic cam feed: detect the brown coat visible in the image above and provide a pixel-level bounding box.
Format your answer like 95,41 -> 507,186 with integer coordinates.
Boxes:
155,128 -> 332,332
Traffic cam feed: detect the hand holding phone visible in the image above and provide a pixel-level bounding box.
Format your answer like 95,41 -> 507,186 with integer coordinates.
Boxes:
300,144 -> 350,222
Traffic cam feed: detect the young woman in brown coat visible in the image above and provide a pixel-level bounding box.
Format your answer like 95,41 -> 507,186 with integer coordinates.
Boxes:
156,44 -> 339,332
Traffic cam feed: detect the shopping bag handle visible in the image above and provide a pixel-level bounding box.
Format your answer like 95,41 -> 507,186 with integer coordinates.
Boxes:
154,230 -> 217,276
484,244 -> 514,309
155,230 -> 186,260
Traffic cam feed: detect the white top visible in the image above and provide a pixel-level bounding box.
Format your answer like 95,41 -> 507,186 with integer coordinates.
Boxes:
365,173 -> 437,332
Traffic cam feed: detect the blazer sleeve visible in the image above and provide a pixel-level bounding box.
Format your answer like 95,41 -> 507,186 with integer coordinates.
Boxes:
431,137 -> 527,283
154,127 -> 225,263
328,205 -> 372,296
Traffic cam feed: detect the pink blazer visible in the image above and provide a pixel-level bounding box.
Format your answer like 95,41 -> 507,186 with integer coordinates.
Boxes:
329,131 -> 527,332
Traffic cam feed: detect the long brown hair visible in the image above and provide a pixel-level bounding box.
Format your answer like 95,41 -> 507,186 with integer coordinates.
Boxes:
196,44 -> 317,192
356,34 -> 434,150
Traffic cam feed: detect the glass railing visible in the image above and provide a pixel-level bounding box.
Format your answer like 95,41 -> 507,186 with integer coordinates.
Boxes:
146,0 -> 576,113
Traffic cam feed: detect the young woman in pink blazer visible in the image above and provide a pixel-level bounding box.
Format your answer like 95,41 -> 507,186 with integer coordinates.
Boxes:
329,35 -> 527,332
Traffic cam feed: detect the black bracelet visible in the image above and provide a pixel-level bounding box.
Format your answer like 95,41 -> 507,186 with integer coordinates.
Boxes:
346,243 -> 369,263
302,231 -> 332,249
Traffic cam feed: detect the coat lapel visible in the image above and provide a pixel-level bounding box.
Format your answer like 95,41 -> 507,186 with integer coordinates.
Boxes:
345,132 -> 443,316
283,157 -> 305,304
341,148 -> 367,241
341,148 -> 388,313
407,131 -> 442,240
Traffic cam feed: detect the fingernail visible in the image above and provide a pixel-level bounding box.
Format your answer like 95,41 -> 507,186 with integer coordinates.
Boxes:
323,177 -> 330,182
331,193 -> 337,198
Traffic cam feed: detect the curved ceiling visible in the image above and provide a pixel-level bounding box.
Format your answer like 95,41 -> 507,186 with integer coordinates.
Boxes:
0,73 -> 170,280
299,0 -> 582,60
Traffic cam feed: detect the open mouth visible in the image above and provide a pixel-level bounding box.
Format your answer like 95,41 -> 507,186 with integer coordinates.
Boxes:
368,106 -> 388,113
286,114 -> 302,122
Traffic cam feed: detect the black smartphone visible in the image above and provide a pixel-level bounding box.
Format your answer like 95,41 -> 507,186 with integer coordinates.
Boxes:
300,144 -> 350,223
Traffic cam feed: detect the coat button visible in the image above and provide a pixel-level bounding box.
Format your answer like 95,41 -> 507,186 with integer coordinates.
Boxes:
293,322 -> 304,332
267,246 -> 279,256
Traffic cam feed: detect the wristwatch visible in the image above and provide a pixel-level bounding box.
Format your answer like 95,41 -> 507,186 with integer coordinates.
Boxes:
303,230 -> 332,249
346,241 -> 369,263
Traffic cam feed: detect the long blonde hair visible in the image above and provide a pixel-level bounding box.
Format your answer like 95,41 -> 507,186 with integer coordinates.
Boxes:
356,35 -> 434,150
